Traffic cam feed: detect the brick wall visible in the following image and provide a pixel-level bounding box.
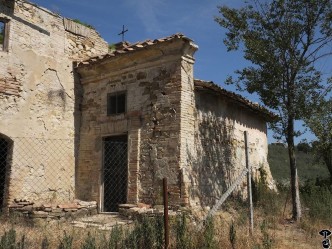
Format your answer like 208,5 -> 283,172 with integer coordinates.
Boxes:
77,39 -> 198,209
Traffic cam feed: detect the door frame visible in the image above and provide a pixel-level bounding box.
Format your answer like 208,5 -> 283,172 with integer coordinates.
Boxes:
0,134 -> 13,212
100,134 -> 128,213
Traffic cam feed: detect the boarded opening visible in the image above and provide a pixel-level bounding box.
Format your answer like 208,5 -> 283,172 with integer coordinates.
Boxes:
102,135 -> 128,212
0,138 -> 9,209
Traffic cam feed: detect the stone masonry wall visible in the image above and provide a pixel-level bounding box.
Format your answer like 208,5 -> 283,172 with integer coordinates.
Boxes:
189,90 -> 275,207
77,39 -> 197,210
0,0 -> 108,206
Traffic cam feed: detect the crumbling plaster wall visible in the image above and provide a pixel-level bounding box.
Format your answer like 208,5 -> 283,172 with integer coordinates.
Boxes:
179,58 -> 197,206
188,91 -> 275,207
77,39 -> 197,209
0,1 -> 108,204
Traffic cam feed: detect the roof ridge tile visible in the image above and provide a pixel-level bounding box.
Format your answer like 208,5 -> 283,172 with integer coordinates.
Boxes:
77,33 -> 192,67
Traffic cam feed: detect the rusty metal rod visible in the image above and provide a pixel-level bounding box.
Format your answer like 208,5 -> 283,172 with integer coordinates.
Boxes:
244,131 -> 254,235
163,178 -> 169,249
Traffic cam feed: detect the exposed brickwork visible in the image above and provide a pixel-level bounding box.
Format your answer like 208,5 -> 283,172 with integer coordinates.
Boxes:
77,39 -> 198,209
65,19 -> 108,61
0,75 -> 20,95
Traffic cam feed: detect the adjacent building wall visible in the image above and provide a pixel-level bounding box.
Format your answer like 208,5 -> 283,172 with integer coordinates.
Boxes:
0,0 -> 108,205
189,89 -> 275,207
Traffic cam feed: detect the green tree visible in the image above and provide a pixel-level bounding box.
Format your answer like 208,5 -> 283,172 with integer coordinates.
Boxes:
296,142 -> 311,154
307,99 -> 332,180
215,0 -> 332,221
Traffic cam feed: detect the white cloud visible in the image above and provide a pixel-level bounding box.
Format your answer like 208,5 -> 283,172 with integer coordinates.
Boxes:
124,0 -> 168,35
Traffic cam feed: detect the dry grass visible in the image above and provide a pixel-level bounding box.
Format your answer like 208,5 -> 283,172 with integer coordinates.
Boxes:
0,215 -> 112,248
0,216 -> 322,249
0,190 -> 329,249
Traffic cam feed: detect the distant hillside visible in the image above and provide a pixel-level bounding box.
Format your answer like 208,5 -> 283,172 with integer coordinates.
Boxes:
267,144 -> 329,184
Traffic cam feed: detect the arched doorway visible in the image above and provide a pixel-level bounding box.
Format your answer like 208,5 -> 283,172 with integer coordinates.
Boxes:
0,135 -> 11,210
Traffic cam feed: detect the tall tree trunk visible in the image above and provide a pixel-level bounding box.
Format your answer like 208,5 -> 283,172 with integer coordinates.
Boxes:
287,118 -> 302,221
323,147 -> 332,183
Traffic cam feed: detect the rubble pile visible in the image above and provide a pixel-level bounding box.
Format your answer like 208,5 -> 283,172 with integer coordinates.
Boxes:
8,199 -> 98,223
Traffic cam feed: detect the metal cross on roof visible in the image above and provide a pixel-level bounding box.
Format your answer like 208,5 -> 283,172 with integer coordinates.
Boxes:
118,25 -> 128,42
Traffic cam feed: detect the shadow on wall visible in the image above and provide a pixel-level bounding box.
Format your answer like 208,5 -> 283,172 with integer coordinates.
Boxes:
187,114 -> 235,207
48,89 -> 66,111
1,0 -> 14,15
73,62 -> 83,200
196,90 -> 267,135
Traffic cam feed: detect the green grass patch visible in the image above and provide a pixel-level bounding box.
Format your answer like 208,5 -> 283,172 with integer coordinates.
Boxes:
268,144 -> 328,184
72,19 -> 95,30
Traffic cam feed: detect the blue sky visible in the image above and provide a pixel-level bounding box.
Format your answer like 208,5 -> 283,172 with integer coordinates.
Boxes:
30,0 -> 331,144
32,0 -> 247,87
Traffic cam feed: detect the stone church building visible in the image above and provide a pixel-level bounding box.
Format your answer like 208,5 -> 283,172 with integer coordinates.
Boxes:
0,0 -> 274,212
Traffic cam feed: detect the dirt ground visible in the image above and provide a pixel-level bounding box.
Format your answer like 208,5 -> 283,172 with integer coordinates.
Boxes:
273,221 -> 322,248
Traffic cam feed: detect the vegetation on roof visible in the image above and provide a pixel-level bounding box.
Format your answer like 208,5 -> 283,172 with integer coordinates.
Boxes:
72,19 -> 95,30
108,43 -> 116,52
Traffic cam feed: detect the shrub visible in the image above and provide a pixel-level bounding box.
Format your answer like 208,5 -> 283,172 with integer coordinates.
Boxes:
124,216 -> 164,249
301,178 -> 332,223
108,44 -> 116,52
260,220 -> 274,249
58,231 -> 73,249
108,224 -> 124,249
175,214 -> 192,249
81,232 -> 96,249
229,220 -> 236,249
0,227 -> 16,249
202,217 -> 217,249
252,168 -> 283,217
0,227 -> 27,249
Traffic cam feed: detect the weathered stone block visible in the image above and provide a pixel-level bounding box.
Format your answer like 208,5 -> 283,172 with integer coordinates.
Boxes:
30,211 -> 48,218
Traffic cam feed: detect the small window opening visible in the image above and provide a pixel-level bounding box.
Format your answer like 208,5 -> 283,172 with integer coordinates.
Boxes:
107,92 -> 126,115
0,21 -> 4,49
0,19 -> 9,52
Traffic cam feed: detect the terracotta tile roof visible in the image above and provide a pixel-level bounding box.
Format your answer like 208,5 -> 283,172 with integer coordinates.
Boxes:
77,33 -> 192,67
194,79 -> 277,121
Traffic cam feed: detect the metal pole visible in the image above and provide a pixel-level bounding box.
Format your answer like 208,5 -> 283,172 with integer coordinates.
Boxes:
163,178 -> 169,249
244,131 -> 254,235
